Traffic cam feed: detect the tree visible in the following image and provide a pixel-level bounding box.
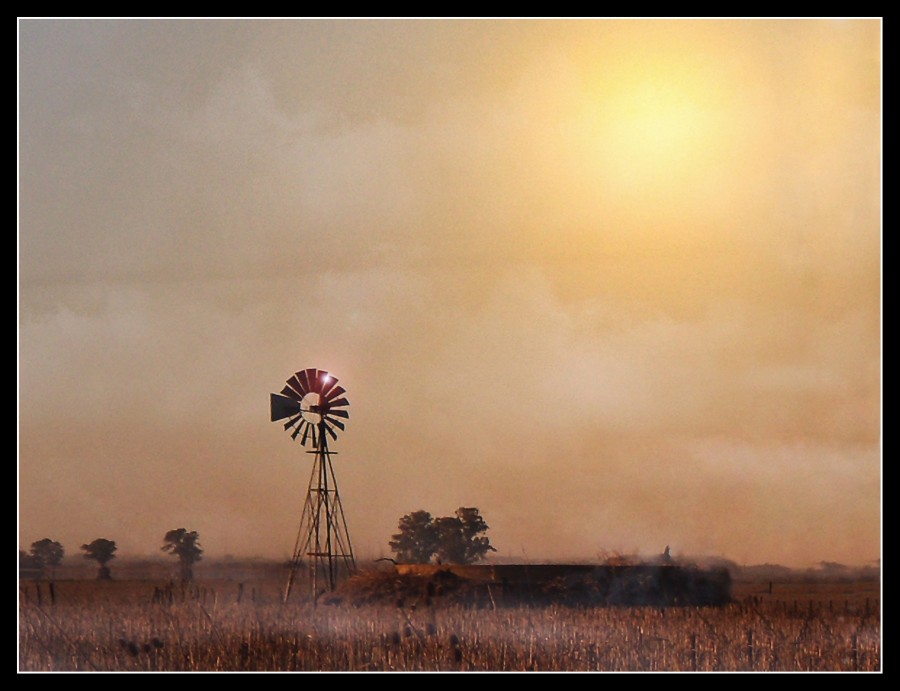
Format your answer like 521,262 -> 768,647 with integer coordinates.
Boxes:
389,507 -> 496,565
30,538 -> 64,577
434,508 -> 497,565
389,510 -> 437,564
433,516 -> 468,564
161,529 -> 202,581
456,507 -> 496,563
81,538 -> 117,580
19,550 -> 42,577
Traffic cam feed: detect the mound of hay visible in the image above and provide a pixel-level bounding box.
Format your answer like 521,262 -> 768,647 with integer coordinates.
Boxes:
325,568 -> 496,607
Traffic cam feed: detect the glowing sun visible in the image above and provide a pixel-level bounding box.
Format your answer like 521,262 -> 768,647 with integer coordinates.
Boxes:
576,62 -> 726,199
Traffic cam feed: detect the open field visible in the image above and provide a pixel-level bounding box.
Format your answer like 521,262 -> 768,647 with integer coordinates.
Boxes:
18,573 -> 880,672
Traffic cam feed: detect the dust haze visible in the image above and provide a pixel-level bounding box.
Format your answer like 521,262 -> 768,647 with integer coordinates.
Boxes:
19,19 -> 880,568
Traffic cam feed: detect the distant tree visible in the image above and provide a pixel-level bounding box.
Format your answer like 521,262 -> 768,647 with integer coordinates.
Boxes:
433,516 -> 467,564
81,538 -> 117,580
389,511 -> 438,564
434,508 -> 496,565
389,507 -> 496,565
456,507 -> 496,563
30,538 -> 64,578
161,529 -> 202,581
19,549 -> 42,576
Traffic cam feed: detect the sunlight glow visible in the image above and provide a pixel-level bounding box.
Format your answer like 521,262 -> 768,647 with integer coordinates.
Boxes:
575,60 -> 727,200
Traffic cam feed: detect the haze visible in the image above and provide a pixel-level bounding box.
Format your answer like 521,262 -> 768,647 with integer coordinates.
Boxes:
18,19 -> 881,568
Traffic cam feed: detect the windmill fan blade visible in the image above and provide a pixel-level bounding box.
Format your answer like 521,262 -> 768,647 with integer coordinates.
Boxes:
325,408 -> 349,419
296,369 -> 311,394
323,385 -> 346,402
309,424 -> 318,448
283,414 -> 304,431
286,375 -> 307,398
305,368 -> 319,393
280,385 -> 303,402
291,421 -> 306,440
324,416 -> 345,431
325,397 -> 350,409
300,423 -> 311,446
320,375 -> 339,399
323,422 -> 338,441
271,393 -> 303,422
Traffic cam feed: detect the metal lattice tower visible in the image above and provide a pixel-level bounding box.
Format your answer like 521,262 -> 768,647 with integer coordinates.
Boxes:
270,368 -> 356,602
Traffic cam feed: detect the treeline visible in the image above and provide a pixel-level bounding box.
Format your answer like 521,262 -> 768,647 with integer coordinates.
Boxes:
19,528 -> 204,581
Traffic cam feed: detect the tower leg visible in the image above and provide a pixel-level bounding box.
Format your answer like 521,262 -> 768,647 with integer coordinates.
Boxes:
283,427 -> 356,603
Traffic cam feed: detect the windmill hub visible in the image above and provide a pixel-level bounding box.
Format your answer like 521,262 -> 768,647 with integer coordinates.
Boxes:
301,393 -> 323,424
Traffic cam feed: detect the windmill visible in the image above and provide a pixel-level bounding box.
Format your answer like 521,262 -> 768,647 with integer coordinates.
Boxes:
270,367 -> 355,602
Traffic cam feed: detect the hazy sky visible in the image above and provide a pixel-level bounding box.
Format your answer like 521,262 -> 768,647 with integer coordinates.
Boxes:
18,19 -> 881,567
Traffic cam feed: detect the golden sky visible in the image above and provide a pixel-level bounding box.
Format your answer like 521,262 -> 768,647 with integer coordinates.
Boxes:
18,19 -> 881,567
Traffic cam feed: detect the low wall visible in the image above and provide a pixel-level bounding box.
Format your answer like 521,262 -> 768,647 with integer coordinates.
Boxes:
395,563 -> 732,606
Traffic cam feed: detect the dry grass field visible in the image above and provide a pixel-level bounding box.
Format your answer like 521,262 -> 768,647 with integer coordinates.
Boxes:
18,572 -> 880,672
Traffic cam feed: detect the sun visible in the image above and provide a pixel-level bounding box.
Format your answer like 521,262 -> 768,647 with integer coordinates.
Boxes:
574,61 -> 726,200
608,80 -> 705,172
